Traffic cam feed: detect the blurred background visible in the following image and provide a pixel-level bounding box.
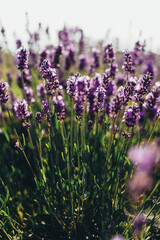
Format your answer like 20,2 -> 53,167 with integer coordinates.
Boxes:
0,0 -> 160,53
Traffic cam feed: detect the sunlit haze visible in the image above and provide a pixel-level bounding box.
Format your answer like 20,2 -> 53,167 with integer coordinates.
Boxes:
0,0 -> 160,53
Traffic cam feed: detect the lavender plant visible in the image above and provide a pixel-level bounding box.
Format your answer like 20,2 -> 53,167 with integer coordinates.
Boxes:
0,24 -> 160,240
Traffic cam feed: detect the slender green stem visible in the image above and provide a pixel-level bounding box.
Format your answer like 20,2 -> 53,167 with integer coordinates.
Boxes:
7,108 -> 36,179
14,128 -> 36,178
145,117 -> 159,146
21,70 -> 27,100
70,98 -> 74,158
27,128 -> 34,149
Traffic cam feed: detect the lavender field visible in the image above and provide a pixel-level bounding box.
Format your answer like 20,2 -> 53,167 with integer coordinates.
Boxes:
0,22 -> 160,240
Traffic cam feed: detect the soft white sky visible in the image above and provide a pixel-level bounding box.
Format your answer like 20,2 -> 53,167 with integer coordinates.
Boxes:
0,0 -> 160,52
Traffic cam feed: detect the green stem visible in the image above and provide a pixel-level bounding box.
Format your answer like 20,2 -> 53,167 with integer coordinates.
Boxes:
27,128 -> 34,149
21,70 -> 27,100
145,117 -> 159,146
70,98 -> 74,158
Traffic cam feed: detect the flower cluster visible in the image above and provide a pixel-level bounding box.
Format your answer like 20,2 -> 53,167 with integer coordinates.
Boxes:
40,59 -> 59,96
127,143 -> 159,200
53,96 -> 66,121
122,104 -> 140,127
103,43 -> 115,65
14,99 -> 31,127
17,47 -> 29,70
122,51 -> 133,74
0,80 -> 9,103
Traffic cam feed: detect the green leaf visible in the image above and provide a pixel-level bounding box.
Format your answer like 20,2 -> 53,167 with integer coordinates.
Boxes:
2,127 -> 10,142
22,133 -> 26,147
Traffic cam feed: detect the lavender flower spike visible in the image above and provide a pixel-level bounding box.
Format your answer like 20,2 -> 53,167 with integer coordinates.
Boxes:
111,234 -> 125,240
17,47 -> 29,70
122,104 -> 140,127
133,214 -> 146,237
53,96 -> 66,121
122,50 -> 133,73
128,144 -> 159,174
14,99 -> 31,121
0,80 -> 9,103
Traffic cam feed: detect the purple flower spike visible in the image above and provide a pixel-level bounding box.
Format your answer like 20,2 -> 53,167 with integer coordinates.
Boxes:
35,112 -> 42,124
111,234 -> 124,240
40,59 -> 59,95
16,39 -> 22,49
96,86 -> 105,108
128,144 -> 159,174
74,101 -> 83,120
0,80 -> 9,103
122,50 -> 133,73
75,75 -> 89,103
53,96 -> 66,121
133,214 -> 146,237
67,76 -> 76,98
103,43 -> 115,65
88,120 -> 93,132
37,83 -> 46,101
17,47 -> 29,70
122,104 -> 140,127
41,100 -> 50,116
24,86 -> 35,105
14,99 -> 31,121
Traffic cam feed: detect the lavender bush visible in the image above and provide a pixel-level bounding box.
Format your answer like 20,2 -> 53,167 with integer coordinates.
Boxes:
0,22 -> 160,240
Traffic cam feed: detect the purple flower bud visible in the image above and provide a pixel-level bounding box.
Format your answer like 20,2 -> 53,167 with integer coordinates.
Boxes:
111,234 -> 124,240
96,86 -> 105,109
14,99 -> 31,121
53,44 -> 63,68
15,141 -> 22,150
53,96 -> 66,121
6,71 -> 12,85
23,69 -> 32,85
35,112 -> 42,124
91,48 -> 100,68
121,131 -> 131,139
40,59 -> 59,95
98,113 -> 104,125
143,62 -> 157,79
109,94 -> 123,119
103,44 -> 115,65
140,72 -> 153,92
102,72 -> 116,97
40,59 -> 51,79
107,224 -> 113,235
1,27 -> 5,36
39,49 -> 48,67
16,39 -> 22,49
0,80 -> 9,103
122,104 -> 140,127
75,75 -> 89,102
67,76 -> 76,98
79,54 -> 88,70
17,47 -> 29,70
133,214 -> 146,237
74,101 -> 83,120
110,63 -> 118,78
132,41 -> 145,66
64,46 -> 75,70
88,120 -> 93,132
122,50 -> 133,73
41,100 -> 49,116
128,144 -> 159,174
24,86 -> 35,105
143,92 -> 159,120
37,83 -> 46,101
